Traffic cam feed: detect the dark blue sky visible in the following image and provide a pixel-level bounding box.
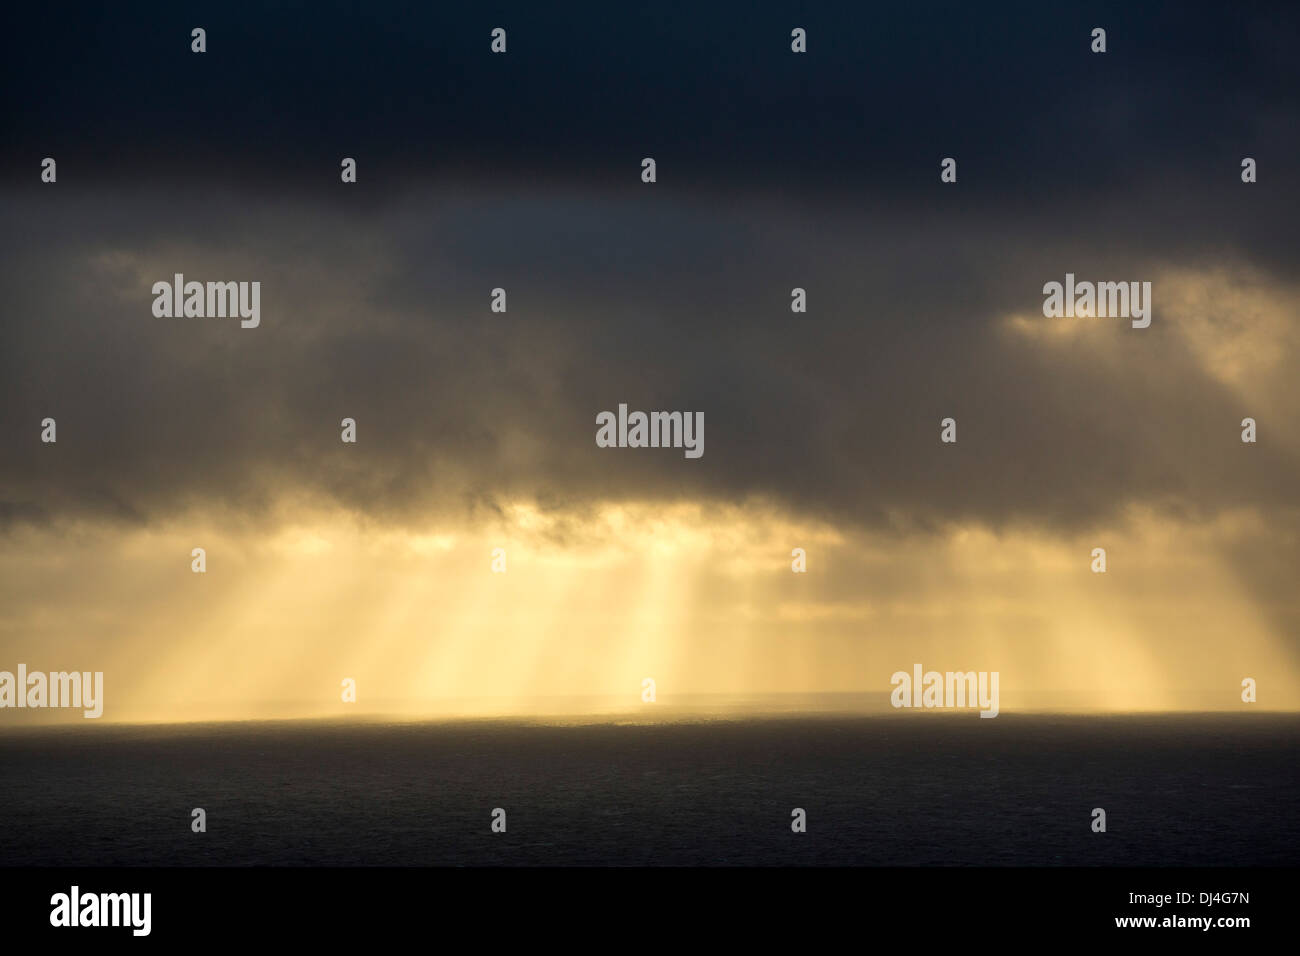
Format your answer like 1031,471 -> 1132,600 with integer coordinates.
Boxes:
4,0 -> 1297,206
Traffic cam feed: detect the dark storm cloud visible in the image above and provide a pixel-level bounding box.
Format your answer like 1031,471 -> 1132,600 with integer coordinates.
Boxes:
1,184 -> 1296,534
0,2 -> 1297,534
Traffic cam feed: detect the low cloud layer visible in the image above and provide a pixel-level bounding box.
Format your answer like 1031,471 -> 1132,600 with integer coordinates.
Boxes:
1,189 -> 1297,542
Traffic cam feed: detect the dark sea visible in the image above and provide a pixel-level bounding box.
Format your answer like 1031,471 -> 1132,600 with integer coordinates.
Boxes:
1,713 -> 1295,866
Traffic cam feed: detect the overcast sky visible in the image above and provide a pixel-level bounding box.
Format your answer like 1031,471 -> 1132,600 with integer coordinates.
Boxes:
1,2 -> 1297,718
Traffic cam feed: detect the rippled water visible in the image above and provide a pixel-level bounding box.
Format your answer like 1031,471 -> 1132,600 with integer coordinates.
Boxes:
1,713 -> 1294,865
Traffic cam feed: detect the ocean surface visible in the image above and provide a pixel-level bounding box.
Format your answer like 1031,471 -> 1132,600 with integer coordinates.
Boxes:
0,713 -> 1295,866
